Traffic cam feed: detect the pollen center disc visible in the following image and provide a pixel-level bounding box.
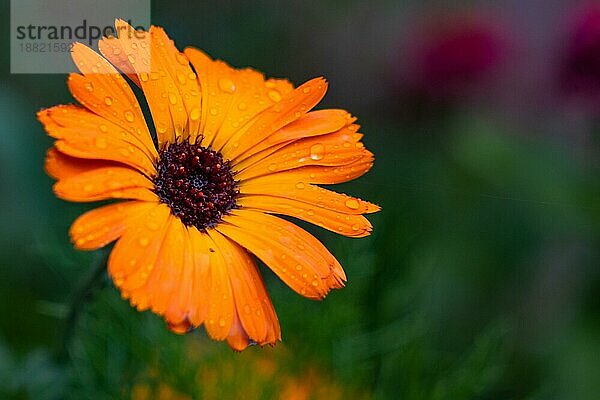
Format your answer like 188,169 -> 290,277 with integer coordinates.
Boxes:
153,141 -> 238,230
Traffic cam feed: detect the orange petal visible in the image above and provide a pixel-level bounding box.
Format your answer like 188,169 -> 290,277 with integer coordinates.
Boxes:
235,110 -> 355,167
108,203 -> 171,311
70,201 -> 156,250
235,124 -> 366,181
203,232 -> 235,340
164,227 -> 196,325
39,104 -> 156,160
226,311 -> 250,351
100,21 -> 201,146
240,178 -> 380,215
38,105 -> 157,176
53,166 -> 156,202
237,195 -> 373,238
186,227 -> 213,327
68,43 -> 153,151
263,153 -> 374,185
97,33 -> 141,87
184,47 -> 294,148
45,147 -> 121,180
220,78 -> 328,161
145,217 -> 187,316
217,210 -> 346,300
207,230 -> 276,343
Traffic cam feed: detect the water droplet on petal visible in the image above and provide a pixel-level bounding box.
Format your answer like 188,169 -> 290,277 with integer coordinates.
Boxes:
190,108 -> 200,121
238,102 -> 247,110
218,317 -> 226,327
124,111 -> 135,122
309,144 -> 325,160
210,108 -> 218,116
295,182 -> 305,189
218,78 -> 236,93
127,54 -> 136,64
345,198 -> 360,210
138,237 -> 149,247
168,93 -> 178,105
268,89 -> 282,102
99,124 -> 108,132
104,96 -> 113,106
140,72 -> 149,82
268,163 -> 277,172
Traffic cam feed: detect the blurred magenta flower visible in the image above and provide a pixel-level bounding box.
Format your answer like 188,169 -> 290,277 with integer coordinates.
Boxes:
560,4 -> 600,103
398,12 -> 507,101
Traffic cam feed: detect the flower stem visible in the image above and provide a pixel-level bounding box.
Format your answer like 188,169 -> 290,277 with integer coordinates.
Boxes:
57,249 -> 109,361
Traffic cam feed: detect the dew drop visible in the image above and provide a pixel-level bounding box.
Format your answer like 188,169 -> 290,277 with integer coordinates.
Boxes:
345,198 -> 360,210
310,144 -> 325,160
127,54 -> 135,64
177,73 -> 186,85
295,182 -> 305,189
302,86 -> 311,94
190,108 -> 200,121
99,124 -> 108,133
84,82 -> 94,92
218,317 -> 226,327
140,72 -> 149,82
268,89 -> 282,102
138,237 -> 150,247
218,78 -> 236,93
124,111 -> 135,122
210,108 -> 218,116
168,93 -> 178,105
268,163 -> 277,172
104,96 -> 113,106
237,102 -> 247,110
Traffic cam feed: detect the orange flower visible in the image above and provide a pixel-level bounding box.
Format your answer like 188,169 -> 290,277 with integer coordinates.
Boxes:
38,20 -> 379,350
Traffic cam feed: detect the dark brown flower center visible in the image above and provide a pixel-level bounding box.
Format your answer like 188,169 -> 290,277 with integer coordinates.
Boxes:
153,141 -> 238,230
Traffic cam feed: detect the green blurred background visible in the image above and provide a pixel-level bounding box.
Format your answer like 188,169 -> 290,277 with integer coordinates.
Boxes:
1,1 -> 599,399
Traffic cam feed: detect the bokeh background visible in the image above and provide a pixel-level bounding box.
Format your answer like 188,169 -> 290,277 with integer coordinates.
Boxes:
1,0 -> 599,399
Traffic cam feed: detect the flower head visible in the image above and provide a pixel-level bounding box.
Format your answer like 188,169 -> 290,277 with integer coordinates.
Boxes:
38,21 -> 378,350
